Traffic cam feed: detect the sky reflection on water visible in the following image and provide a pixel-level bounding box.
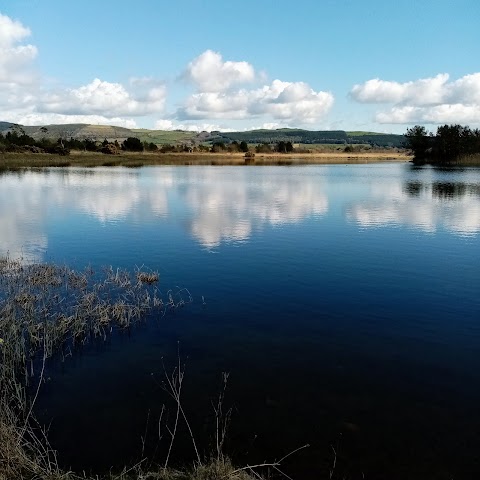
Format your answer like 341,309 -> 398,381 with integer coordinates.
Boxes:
1,165 -> 480,262
2,163 -> 480,479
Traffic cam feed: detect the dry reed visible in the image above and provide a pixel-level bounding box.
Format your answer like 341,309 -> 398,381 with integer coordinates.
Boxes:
0,256 -> 305,480
0,256 -> 193,480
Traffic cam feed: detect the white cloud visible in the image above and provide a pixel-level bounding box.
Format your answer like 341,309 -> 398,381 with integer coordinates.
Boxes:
38,78 -> 166,117
184,50 -> 255,92
177,79 -> 334,124
446,73 -> 480,104
376,104 -> 480,125
0,13 -> 38,85
350,74 -> 449,105
260,123 -> 282,130
0,13 -> 166,127
0,14 -> 334,130
3,111 -> 138,128
350,72 -> 480,125
153,119 -> 232,132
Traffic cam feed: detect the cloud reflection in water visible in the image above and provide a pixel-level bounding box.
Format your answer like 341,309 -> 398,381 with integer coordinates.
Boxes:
346,179 -> 480,236
180,169 -> 329,247
0,167 -> 329,259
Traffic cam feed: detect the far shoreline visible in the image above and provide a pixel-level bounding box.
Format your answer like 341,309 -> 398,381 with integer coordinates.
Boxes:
0,150 -> 411,169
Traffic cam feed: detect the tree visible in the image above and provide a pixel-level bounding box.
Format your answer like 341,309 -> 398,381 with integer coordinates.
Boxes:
239,141 -> 249,153
211,142 -> 226,153
84,138 -> 97,151
227,141 -> 239,152
160,144 -> 176,153
122,137 -> 143,152
405,124 -> 480,164
435,124 -> 463,162
255,143 -> 271,153
405,125 -> 430,159
143,141 -> 158,152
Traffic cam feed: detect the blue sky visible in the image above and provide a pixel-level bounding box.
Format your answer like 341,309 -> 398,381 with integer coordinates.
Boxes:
1,0 -> 479,133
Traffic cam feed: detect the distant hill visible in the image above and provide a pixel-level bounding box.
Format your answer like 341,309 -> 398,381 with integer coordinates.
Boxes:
131,129 -> 199,144
0,121 -> 405,148
0,121 -> 15,132
20,124 -> 135,141
0,122 -> 201,145
211,129 -> 405,148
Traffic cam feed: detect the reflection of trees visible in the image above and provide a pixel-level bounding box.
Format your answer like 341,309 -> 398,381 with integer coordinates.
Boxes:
404,180 -> 480,200
432,182 -> 467,199
403,181 -> 424,197
348,178 -> 480,236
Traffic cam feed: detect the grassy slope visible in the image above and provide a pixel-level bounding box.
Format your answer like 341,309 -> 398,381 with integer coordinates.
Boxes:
346,131 -> 388,136
1,121 -> 404,147
132,129 -> 198,144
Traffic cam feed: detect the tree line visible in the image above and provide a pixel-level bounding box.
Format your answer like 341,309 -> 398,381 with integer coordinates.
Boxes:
215,129 -> 405,148
2,127 -> 341,157
0,127 -> 158,155
405,124 -> 480,163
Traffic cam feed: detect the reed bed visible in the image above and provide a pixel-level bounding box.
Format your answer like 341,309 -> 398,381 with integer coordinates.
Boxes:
0,257 -> 190,382
0,256 -> 195,480
0,151 -> 410,170
0,257 -> 302,480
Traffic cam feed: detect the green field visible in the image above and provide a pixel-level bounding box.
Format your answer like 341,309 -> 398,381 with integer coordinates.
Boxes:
1,121 -> 406,148
346,131 -> 388,136
131,129 -> 198,144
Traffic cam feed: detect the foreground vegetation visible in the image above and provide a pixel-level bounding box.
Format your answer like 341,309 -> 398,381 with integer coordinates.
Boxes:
1,257 -> 315,480
405,124 -> 480,164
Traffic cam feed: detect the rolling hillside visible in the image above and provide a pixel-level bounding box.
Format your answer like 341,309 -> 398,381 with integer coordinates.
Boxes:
0,122 -> 405,148
211,128 -> 405,147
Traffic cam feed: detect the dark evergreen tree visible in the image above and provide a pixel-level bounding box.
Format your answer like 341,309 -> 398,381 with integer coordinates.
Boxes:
122,137 -> 143,152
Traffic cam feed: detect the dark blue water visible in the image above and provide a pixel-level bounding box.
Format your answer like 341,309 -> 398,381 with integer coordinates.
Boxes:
1,164 -> 480,479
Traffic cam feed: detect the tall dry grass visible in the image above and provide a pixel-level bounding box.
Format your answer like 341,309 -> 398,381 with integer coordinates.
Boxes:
0,257 -> 294,480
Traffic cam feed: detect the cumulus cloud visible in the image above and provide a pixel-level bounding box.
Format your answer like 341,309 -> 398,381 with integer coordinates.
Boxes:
1,14 -> 334,130
350,72 -> 480,125
38,78 -> 166,117
177,79 -> 334,124
0,13 -> 38,85
375,104 -> 480,125
183,50 -> 255,92
176,50 -> 333,125
0,13 -> 165,126
350,74 -> 449,105
3,111 -> 138,128
153,119 -> 232,132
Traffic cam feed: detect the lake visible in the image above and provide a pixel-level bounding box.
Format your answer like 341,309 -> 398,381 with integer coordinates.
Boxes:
1,163 -> 480,479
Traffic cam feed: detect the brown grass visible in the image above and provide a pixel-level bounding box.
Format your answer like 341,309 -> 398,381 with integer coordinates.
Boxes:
0,150 -> 411,170
0,257 -> 279,480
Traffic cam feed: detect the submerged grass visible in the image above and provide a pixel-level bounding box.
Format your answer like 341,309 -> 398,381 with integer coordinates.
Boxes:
0,256 -> 315,480
0,257 -> 245,480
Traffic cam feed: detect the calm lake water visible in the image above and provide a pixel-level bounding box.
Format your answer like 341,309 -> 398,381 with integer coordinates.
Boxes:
1,163 -> 480,479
